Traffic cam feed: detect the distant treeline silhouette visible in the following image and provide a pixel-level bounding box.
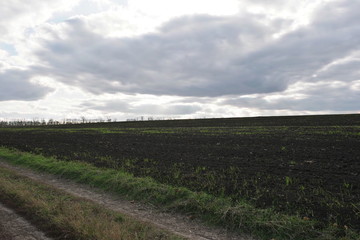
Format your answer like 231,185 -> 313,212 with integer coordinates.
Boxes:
0,118 -> 111,127
0,116 -> 179,127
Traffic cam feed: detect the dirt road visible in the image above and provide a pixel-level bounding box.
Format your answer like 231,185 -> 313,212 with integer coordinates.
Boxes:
0,161 -> 254,240
0,202 -> 52,240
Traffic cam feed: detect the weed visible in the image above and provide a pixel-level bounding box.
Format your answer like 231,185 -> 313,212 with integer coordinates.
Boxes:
285,176 -> 293,186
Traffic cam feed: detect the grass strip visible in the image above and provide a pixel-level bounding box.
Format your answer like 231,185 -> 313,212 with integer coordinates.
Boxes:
0,165 -> 183,240
0,146 -> 358,240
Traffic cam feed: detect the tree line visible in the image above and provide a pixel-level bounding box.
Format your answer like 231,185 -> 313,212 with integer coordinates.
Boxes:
0,117 -> 113,127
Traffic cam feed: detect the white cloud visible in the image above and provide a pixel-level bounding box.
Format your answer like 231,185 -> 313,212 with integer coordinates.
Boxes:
129,0 -> 239,18
0,0 -> 81,42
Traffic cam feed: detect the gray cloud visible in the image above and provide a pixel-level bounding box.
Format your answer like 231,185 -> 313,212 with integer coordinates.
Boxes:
82,99 -> 201,115
33,14 -> 286,96
133,104 -> 201,115
28,0 -> 360,100
82,100 -> 130,112
314,55 -> 360,82
224,80 -> 360,112
0,69 -> 52,101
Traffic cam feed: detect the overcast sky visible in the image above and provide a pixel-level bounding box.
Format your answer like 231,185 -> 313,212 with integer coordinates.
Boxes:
1,0 -> 359,121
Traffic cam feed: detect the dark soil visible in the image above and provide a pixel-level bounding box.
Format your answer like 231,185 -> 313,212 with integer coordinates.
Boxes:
1,114 -> 359,230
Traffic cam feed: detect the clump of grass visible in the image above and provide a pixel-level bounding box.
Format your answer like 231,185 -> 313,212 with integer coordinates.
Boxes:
0,146 -> 358,240
0,166 -> 182,240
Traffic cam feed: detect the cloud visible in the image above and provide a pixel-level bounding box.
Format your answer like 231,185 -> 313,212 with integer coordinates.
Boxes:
12,0 -> 356,100
0,69 -> 52,101
223,80 -> 360,112
0,0 -> 80,42
0,0 -> 359,117
129,0 -> 239,17
314,53 -> 360,83
130,103 -> 201,115
0,0 -> 81,102
83,99 -> 202,115
30,13 -> 285,97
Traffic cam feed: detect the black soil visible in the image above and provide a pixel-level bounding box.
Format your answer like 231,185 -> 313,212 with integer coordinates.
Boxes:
1,114 -> 359,230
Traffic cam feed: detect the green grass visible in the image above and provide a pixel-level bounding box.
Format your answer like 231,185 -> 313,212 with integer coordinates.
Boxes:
0,146 -> 358,240
0,165 -> 183,240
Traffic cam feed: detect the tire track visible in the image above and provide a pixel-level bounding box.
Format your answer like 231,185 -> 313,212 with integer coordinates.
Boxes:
0,202 -> 52,240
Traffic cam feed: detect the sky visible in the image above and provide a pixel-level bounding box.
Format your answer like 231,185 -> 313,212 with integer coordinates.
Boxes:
0,0 -> 359,121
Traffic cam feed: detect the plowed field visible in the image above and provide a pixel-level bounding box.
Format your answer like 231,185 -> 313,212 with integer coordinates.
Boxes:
1,114 -> 359,230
